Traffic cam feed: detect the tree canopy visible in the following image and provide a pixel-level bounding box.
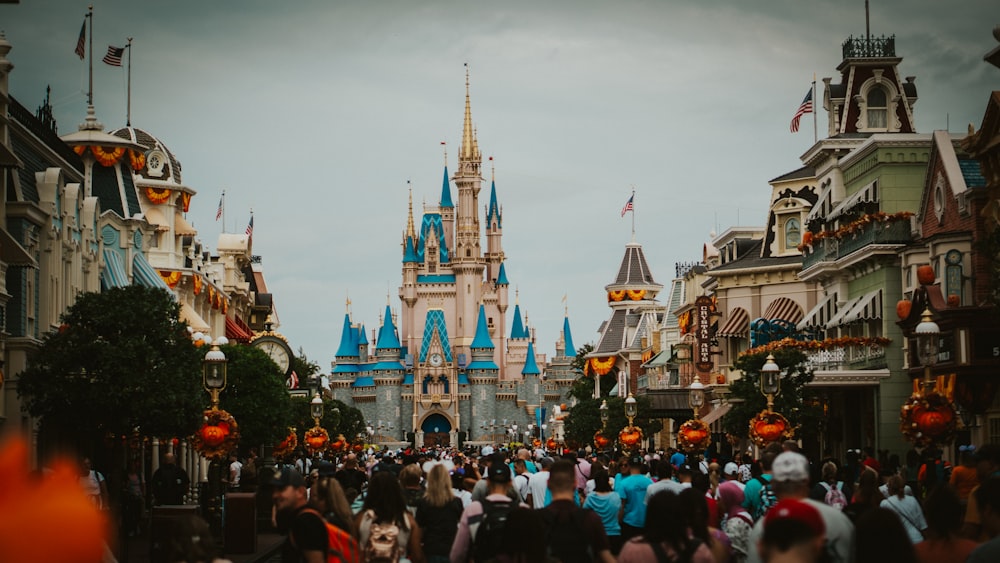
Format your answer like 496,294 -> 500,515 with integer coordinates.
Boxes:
18,286 -> 205,440
215,344 -> 294,449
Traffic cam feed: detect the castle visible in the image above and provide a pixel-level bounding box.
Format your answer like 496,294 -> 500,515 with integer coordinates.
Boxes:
329,75 -> 577,447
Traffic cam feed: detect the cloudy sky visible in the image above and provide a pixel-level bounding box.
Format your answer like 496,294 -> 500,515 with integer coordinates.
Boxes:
3,1 -> 996,370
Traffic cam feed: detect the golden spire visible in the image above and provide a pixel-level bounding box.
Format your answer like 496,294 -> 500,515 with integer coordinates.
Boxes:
473,126 -> 480,161
406,183 -> 416,241
460,63 -> 476,162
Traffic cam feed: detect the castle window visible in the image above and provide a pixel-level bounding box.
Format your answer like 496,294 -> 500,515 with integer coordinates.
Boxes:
867,88 -> 888,129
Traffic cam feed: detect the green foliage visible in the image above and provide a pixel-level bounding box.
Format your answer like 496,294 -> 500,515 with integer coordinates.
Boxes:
722,348 -> 824,441
18,286 -> 204,439
289,396 -> 366,443
292,347 -> 322,382
216,344 -> 294,449
564,394 -> 662,448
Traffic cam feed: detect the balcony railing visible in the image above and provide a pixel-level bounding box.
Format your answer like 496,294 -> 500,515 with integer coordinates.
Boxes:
805,344 -> 887,370
802,220 -> 911,270
842,34 -> 895,59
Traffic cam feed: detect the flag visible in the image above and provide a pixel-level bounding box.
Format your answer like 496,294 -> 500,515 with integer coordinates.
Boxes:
245,215 -> 254,238
790,88 -> 813,133
215,195 -> 223,221
287,370 -> 299,389
74,20 -> 86,60
621,195 -> 634,217
102,46 -> 125,66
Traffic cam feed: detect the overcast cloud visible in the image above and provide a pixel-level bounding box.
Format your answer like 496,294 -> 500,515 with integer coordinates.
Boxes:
3,1 -> 996,369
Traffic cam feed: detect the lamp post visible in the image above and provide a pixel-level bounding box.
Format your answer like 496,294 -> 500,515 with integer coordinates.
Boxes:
599,399 -> 609,429
759,354 -> 781,412
689,375 -> 705,417
304,391 -> 330,456
202,337 -> 229,408
899,308 -> 957,448
914,308 -> 940,393
196,336 -> 232,543
624,393 -> 637,426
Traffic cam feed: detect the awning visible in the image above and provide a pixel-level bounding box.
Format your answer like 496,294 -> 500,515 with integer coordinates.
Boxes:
101,249 -> 129,289
700,403 -> 732,425
180,302 -> 210,332
143,207 -> 170,232
642,350 -> 672,368
225,316 -> 254,343
796,292 -> 838,331
827,181 -> 878,221
826,289 -> 882,329
762,298 -> 804,324
132,252 -> 171,291
0,229 -> 36,268
175,213 -> 197,236
717,308 -> 749,338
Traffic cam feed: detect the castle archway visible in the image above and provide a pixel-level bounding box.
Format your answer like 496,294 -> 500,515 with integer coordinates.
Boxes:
420,413 -> 453,448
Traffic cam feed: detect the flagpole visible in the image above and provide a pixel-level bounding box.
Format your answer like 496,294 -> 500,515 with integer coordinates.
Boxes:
222,189 -> 226,233
126,37 -> 132,126
86,5 -> 93,106
812,73 -> 818,144
630,186 -> 636,242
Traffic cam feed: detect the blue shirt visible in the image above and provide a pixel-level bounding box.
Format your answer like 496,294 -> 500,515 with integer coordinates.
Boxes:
583,491 -> 621,537
616,473 -> 653,527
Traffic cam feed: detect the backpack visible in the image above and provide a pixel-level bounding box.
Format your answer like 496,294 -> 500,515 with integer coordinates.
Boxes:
360,509 -> 409,563
473,498 -> 514,562
292,508 -> 361,563
820,481 -> 848,510
755,476 -> 777,520
542,506 -> 595,562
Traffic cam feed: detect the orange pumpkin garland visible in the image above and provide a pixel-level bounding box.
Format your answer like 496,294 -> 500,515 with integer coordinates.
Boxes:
677,419 -> 711,453
191,409 -> 240,460
748,410 -> 794,448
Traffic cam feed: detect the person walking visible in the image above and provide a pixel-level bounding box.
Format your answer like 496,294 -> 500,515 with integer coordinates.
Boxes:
450,455 -> 526,562
583,467 -> 623,555
271,467 -> 327,563
416,463 -> 463,563
80,457 -> 110,511
356,470 -> 424,563
151,452 -> 189,506
615,454 -> 653,542
914,485 -> 977,563
718,481 -> 753,563
618,490 -> 714,563
542,459 -> 614,562
880,475 -> 927,544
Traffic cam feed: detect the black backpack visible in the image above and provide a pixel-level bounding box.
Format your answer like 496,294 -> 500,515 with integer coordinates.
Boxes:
542,506 -> 595,562
473,498 -> 514,562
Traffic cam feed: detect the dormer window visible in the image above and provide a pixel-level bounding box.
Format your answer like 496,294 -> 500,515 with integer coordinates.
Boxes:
784,218 -> 801,249
866,88 -> 888,129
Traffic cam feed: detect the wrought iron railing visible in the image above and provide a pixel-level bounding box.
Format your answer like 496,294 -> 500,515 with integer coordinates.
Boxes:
842,34 -> 896,59
836,219 -> 911,258
805,344 -> 886,370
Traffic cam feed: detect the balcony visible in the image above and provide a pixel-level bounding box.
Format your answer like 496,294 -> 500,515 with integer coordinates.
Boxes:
802,220 -> 911,270
805,344 -> 887,371
842,34 -> 895,59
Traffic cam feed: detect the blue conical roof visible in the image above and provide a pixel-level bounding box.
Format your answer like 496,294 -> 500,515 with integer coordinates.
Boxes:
440,166 -> 454,208
376,305 -> 402,350
496,262 -> 509,285
358,324 -> 368,345
510,304 -> 526,339
403,235 -> 418,263
471,304 -> 494,349
335,313 -> 358,357
522,340 -> 540,375
487,180 -> 501,227
563,315 -> 576,357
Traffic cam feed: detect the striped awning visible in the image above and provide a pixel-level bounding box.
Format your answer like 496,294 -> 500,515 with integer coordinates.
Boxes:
717,308 -> 750,338
762,297 -> 804,324
132,252 -> 171,291
180,302 -> 210,332
100,249 -> 129,289
828,181 -> 879,221
796,292 -> 838,331
225,316 -> 254,343
826,289 -> 882,329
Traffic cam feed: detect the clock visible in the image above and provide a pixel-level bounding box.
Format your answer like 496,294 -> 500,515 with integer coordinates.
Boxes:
429,352 -> 443,367
252,335 -> 293,376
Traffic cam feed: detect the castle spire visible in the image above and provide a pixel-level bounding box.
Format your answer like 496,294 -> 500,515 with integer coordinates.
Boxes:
406,184 -> 416,240
460,64 -> 478,162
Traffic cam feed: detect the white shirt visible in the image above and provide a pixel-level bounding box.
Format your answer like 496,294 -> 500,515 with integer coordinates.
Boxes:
527,471 -> 551,509
229,460 -> 243,487
746,497 -> 855,563
645,478 -> 686,503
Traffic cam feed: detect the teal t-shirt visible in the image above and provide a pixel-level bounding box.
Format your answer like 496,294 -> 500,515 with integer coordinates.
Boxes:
742,473 -> 771,516
616,473 -> 653,527
583,491 -> 622,537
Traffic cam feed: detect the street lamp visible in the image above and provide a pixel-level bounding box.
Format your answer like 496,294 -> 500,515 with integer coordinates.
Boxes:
202,337 -> 229,408
310,391 -> 324,426
914,308 -> 940,392
624,393 -> 638,426
599,400 -> 609,429
689,374 -> 705,417
759,354 -> 781,412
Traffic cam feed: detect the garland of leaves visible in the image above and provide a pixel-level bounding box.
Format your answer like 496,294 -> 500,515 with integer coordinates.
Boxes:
798,211 -> 914,251
740,336 -> 891,358
273,427 -> 298,461
677,419 -> 711,453
191,409 -> 239,461
748,410 -> 796,448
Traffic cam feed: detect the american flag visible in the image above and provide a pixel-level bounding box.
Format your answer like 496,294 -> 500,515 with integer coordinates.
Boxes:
102,46 -> 125,67
74,20 -> 86,60
621,195 -> 634,217
215,194 -> 223,221
245,215 -> 254,238
790,88 -> 813,133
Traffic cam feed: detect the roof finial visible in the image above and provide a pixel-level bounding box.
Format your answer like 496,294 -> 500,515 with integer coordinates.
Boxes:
345,295 -> 352,315
406,181 -> 416,240
490,155 -> 495,182
563,293 -> 569,316
441,141 -> 447,168
515,286 -> 520,304
460,63 -> 475,162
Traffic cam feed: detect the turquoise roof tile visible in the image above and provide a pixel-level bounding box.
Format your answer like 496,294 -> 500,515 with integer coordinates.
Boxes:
358,324 -> 368,345
440,166 -> 454,208
418,274 -> 456,283
403,235 -> 419,263
403,373 -> 414,385
522,340 -> 541,375
496,263 -> 509,285
352,376 -> 375,388
376,305 -> 402,350
458,373 -> 470,384
471,304 -> 495,349
510,304 -> 527,339
563,315 -> 576,357
487,180 -> 501,227
332,363 -> 360,374
368,360 -> 405,371
466,360 -> 499,370
335,314 -> 358,358
419,309 -> 453,363
418,213 -> 449,264
959,159 -> 986,188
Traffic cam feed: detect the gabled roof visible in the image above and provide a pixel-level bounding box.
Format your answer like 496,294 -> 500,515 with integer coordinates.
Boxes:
471,304 -> 494,349
709,240 -> 803,273
522,340 -> 541,375
769,165 -> 816,183
417,212 -> 449,263
419,309 -> 452,363
562,315 -> 575,357
594,308 -> 627,355
376,305 -> 401,350
510,303 -> 527,339
439,165 -> 453,208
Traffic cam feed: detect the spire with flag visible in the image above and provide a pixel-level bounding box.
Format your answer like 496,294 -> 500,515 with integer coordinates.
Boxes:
621,194 -> 634,218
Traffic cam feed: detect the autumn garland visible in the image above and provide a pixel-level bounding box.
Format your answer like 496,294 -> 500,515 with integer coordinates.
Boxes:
798,211 -> 914,251
273,428 -> 298,461
740,336 -> 891,358
677,419 -> 711,453
900,392 -> 958,448
191,409 -> 240,461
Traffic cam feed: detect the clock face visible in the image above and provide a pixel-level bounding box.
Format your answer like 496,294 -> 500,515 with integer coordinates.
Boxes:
429,353 -> 443,367
255,338 -> 291,374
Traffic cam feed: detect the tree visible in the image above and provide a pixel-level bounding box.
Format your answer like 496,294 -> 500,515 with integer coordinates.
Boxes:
215,344 -> 294,451
18,286 -> 205,442
289,396 -> 366,444
721,348 -> 825,442
292,347 -> 321,385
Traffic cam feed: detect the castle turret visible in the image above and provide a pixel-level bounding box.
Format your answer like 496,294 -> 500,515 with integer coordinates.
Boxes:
485,169 -> 504,283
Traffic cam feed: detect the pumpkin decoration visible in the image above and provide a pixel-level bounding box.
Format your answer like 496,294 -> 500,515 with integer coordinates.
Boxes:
896,299 -> 912,320
304,427 -> 330,455
330,434 -> 347,453
626,289 -> 646,301
546,438 -> 558,451
947,294 -> 961,307
588,356 -> 616,376
273,428 -> 298,461
618,426 -> 644,450
917,265 -> 935,285
191,409 -> 240,460
748,410 -> 794,448
593,430 -> 611,450
900,391 -> 957,447
678,419 -> 711,453
532,438 -> 542,448
352,442 -> 364,453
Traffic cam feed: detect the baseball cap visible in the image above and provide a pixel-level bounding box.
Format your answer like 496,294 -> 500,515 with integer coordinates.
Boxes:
487,461 -> 511,483
270,466 -> 306,488
724,462 -> 739,476
629,454 -> 644,466
764,498 -> 825,537
771,452 -> 810,482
